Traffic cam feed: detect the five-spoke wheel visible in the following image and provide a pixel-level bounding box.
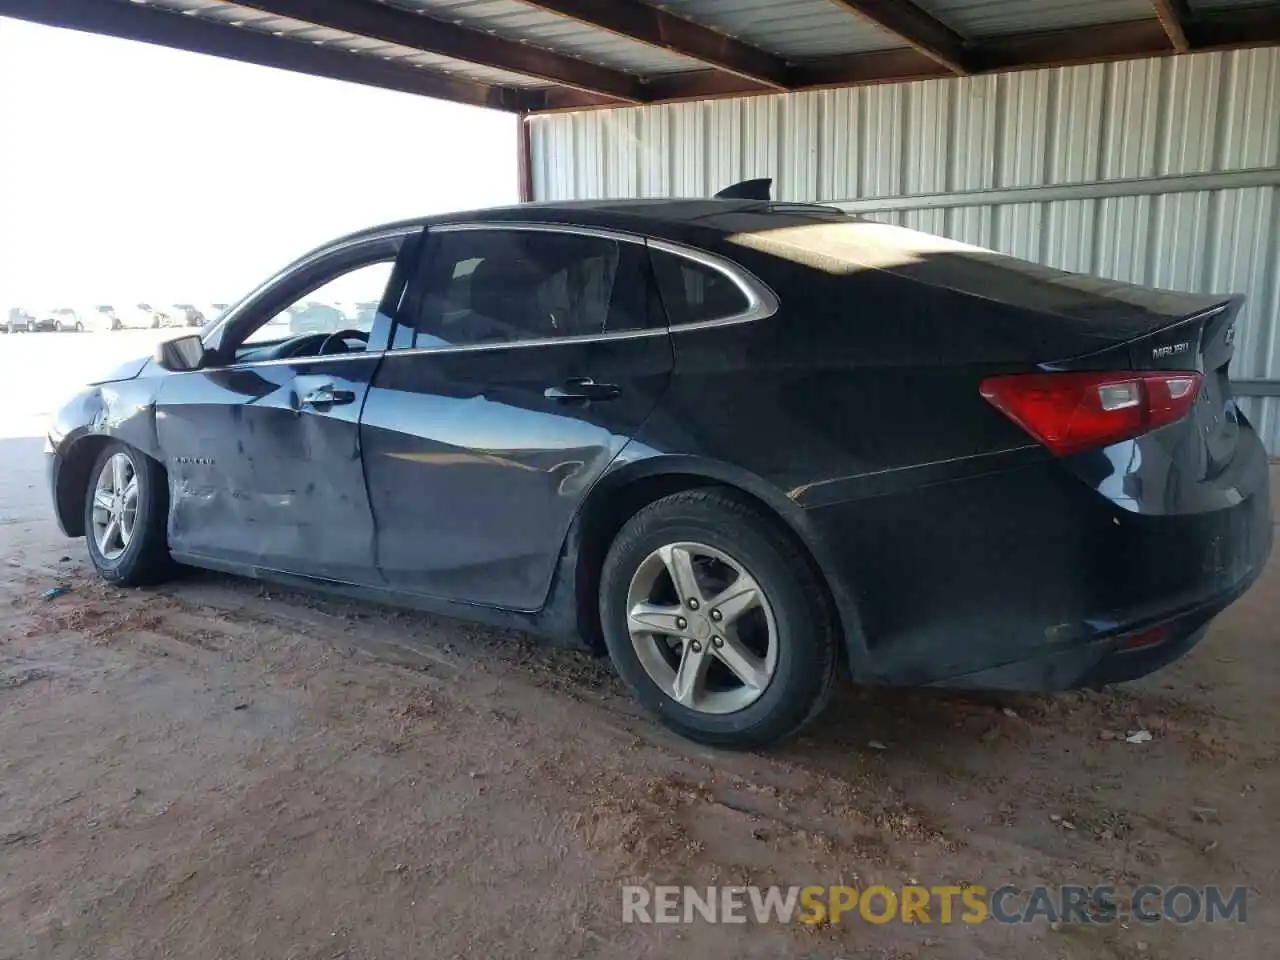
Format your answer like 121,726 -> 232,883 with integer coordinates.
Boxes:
626,541 -> 777,714
83,441 -> 172,585
91,452 -> 139,561
601,488 -> 838,748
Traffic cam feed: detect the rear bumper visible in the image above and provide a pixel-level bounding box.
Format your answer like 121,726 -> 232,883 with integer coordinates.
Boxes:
923,586 -> 1240,691
805,428 -> 1272,689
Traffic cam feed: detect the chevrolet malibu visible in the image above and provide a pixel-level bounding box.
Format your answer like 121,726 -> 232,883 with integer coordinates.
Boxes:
45,194 -> 1272,747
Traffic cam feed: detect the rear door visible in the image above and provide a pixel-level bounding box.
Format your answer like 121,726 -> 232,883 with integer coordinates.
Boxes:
360,224 -> 672,610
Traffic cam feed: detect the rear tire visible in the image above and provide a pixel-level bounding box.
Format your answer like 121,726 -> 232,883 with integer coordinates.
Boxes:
83,441 -> 173,586
600,488 -> 838,749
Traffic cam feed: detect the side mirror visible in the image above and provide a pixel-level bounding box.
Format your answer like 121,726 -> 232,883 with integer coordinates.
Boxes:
155,334 -> 206,372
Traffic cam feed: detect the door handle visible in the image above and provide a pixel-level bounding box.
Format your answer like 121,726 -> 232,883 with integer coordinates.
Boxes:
544,377 -> 621,404
299,384 -> 356,408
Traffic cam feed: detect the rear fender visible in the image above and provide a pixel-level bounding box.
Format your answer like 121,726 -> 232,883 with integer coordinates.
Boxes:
563,449 -> 876,679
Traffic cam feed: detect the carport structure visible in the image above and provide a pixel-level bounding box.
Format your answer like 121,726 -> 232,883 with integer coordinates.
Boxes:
5,0 -> 1280,447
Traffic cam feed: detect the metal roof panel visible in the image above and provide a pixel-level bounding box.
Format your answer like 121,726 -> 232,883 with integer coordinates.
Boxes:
144,0 -> 553,87
912,0 -> 1156,37
376,0 -> 704,75
655,0 -> 907,58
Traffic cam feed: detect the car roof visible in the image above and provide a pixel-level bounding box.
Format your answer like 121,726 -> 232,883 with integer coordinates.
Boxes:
334,198 -> 850,249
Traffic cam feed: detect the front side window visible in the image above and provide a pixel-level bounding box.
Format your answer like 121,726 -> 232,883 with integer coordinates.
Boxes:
650,248 -> 750,326
403,229 -> 641,349
244,259 -> 394,345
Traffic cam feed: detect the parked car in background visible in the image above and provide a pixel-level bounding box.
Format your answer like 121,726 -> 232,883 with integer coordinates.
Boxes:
24,309 -> 60,332
161,304 -> 206,328
49,308 -> 85,332
287,301 -> 344,335
200,303 -> 230,326
43,192 -> 1273,748
340,300 -> 380,329
90,306 -> 123,332
4,307 -> 35,333
116,303 -> 162,329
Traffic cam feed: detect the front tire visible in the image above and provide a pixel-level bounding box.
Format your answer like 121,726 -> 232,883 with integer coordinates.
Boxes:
600,489 -> 838,749
84,442 -> 172,586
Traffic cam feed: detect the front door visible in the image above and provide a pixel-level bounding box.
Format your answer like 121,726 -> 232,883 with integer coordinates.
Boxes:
360,225 -> 673,610
155,231 -> 416,581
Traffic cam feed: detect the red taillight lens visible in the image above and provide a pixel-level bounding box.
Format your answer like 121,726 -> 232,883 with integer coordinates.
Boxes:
979,371 -> 1202,456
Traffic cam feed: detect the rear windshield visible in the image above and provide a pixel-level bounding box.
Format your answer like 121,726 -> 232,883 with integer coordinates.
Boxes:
728,218 -> 1028,275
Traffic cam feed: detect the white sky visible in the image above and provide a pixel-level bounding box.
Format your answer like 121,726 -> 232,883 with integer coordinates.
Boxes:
0,17 -> 517,309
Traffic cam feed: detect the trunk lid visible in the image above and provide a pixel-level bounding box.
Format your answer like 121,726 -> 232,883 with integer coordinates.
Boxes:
1120,297 -> 1243,478
900,250 -> 1232,348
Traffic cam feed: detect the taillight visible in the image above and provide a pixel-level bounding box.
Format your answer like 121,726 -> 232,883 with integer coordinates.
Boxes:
979,371 -> 1202,456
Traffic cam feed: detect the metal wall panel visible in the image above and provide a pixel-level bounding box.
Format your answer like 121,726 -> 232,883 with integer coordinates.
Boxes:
528,48 -> 1280,452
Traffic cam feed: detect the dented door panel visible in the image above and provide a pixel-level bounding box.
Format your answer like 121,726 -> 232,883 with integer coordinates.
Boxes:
155,356 -> 383,582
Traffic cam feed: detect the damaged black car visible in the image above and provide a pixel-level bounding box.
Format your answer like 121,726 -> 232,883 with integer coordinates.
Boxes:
46,192 -> 1273,747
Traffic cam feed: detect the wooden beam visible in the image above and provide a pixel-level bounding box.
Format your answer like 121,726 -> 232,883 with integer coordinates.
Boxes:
530,48 -> 955,111
792,47 -> 955,88
826,0 -> 971,75
515,0 -> 789,89
1152,0 -> 1192,52
231,0 -> 644,102
0,0 -> 525,111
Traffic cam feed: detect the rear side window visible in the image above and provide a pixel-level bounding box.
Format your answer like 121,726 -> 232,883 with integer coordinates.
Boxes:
402,229 -> 649,349
650,249 -> 750,326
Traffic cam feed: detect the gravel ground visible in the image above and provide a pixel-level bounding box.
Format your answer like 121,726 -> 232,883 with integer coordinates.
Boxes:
1,331 -> 1278,959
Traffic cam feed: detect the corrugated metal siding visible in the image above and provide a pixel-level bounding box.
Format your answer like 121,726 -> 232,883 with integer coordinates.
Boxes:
528,48 -> 1280,452
912,0 -> 1156,37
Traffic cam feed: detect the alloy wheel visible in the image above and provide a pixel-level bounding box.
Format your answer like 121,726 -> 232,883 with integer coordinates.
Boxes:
91,452 -> 139,561
625,541 -> 778,714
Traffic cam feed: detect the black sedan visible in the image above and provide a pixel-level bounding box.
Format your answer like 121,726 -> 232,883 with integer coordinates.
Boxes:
46,194 -> 1272,747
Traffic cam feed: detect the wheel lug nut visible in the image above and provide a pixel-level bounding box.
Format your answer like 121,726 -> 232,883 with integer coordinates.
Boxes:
690,640 -> 702,653
688,598 -> 700,610
712,636 -> 724,648
710,609 -> 722,622
675,617 -> 687,630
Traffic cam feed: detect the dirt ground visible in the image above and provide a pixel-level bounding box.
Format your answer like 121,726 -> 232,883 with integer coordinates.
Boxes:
1,333 -> 1278,959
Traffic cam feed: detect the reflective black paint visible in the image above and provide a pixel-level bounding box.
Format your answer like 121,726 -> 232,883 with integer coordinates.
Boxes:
362,330 -> 673,610
46,200 -> 1273,689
